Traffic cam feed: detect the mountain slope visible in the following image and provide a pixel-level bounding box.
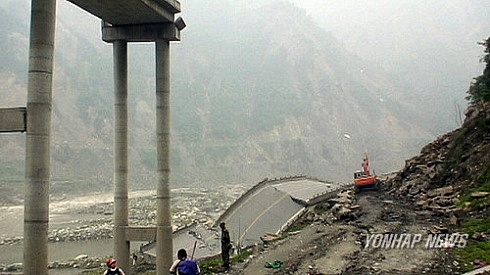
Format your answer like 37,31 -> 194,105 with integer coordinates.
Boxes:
170,1 -> 433,183
0,0 -> 463,194
291,0 -> 490,133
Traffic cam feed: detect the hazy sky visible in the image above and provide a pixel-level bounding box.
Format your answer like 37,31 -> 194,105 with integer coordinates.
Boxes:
289,0 -> 488,58
57,0 -> 490,122
288,0 -> 489,112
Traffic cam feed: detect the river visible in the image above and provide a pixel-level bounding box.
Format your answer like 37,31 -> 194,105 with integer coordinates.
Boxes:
0,191 -> 154,267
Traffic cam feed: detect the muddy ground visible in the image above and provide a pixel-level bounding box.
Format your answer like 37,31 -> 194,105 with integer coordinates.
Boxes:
225,189 -> 459,275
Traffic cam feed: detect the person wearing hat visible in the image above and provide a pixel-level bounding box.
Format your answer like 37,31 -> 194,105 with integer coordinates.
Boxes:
104,258 -> 126,275
219,222 -> 232,269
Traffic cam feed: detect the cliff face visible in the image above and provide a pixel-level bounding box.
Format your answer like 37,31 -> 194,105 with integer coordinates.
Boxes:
0,0 -> 470,194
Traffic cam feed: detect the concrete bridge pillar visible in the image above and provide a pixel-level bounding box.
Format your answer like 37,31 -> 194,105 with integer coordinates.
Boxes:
19,1 -> 182,274
23,0 -> 57,274
113,40 -> 130,272
156,39 -> 173,275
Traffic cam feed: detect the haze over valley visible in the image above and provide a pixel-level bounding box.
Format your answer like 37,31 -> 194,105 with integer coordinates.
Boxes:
0,0 -> 489,196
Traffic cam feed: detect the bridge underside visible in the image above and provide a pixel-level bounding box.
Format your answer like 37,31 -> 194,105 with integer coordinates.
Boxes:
65,0 -> 180,25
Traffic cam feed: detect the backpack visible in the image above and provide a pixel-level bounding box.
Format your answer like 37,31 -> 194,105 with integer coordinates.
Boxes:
105,267 -> 123,275
178,259 -> 199,275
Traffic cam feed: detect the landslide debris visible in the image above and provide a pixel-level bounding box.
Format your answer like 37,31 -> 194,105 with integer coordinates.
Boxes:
226,102 -> 489,275
384,101 -> 490,272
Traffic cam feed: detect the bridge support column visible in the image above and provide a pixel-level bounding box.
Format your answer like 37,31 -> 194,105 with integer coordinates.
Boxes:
24,0 -> 57,274
113,40 -> 130,272
156,40 -> 173,275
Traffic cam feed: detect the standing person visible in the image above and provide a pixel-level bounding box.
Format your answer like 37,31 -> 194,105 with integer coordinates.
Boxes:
169,248 -> 200,275
104,258 -> 126,275
220,222 -> 232,269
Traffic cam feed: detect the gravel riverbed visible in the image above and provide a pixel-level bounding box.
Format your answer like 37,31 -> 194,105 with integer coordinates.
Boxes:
0,185 -> 249,272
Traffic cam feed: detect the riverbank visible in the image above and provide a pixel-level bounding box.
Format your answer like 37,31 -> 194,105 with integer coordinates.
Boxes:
0,185 -> 248,271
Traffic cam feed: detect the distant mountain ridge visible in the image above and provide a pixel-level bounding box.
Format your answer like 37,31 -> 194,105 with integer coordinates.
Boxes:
0,0 -> 473,194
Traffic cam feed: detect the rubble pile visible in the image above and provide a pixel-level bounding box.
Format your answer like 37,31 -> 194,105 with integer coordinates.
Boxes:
385,131 -> 460,213
380,102 -> 490,273
49,223 -> 113,242
1,255 -> 105,273
325,189 -> 361,220
385,101 -> 490,215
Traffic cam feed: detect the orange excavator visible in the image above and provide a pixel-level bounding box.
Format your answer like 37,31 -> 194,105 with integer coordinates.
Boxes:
354,153 -> 380,192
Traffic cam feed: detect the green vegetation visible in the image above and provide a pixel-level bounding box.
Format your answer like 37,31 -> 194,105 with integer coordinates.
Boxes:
197,257 -> 223,274
50,180 -> 99,196
443,128 -> 475,176
461,218 -> 490,237
457,165 -> 490,209
466,37 -> 490,103
455,239 -> 490,271
454,165 -> 490,271
0,164 -> 24,181
232,250 -> 253,264
198,250 -> 253,274
451,51 -> 490,267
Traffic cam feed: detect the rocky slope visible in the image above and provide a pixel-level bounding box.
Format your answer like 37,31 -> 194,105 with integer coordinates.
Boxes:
1,102 -> 488,274
211,103 -> 488,275
383,101 -> 490,272
385,102 -> 490,207
227,190 -> 453,275
234,101 -> 490,274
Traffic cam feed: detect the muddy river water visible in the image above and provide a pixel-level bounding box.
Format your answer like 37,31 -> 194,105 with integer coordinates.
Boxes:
0,206 -> 113,265
0,191 -> 153,266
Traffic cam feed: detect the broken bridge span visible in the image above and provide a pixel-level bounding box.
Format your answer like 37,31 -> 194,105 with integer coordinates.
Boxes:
142,176 -> 348,262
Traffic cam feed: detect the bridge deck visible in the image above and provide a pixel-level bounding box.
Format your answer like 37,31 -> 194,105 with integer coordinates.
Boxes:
141,177 -> 345,261
65,0 -> 181,25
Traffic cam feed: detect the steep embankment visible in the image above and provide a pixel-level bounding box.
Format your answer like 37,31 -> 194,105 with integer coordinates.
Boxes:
385,101 -> 490,272
229,102 -> 489,275
230,189 -> 453,275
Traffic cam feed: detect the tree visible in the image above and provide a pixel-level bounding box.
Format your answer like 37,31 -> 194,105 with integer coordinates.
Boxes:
466,37 -> 490,103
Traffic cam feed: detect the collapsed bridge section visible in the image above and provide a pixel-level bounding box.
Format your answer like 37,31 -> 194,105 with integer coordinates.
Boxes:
216,176 -> 344,248
142,176 -> 347,262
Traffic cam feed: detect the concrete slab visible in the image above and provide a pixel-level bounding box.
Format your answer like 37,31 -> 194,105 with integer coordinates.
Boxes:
462,265 -> 490,275
0,107 -> 26,133
65,0 -> 181,25
141,177 -> 346,262
216,177 -> 343,247
273,178 -> 335,203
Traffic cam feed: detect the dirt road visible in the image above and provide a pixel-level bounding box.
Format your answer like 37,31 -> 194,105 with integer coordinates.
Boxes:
227,189 -> 455,275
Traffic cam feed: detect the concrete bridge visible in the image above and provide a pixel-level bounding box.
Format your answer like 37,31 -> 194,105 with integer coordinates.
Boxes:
0,1 -> 184,274
0,1 -> 349,274
142,176 -> 347,262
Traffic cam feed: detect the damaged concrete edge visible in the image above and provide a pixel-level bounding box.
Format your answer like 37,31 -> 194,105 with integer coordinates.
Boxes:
461,265 -> 490,275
